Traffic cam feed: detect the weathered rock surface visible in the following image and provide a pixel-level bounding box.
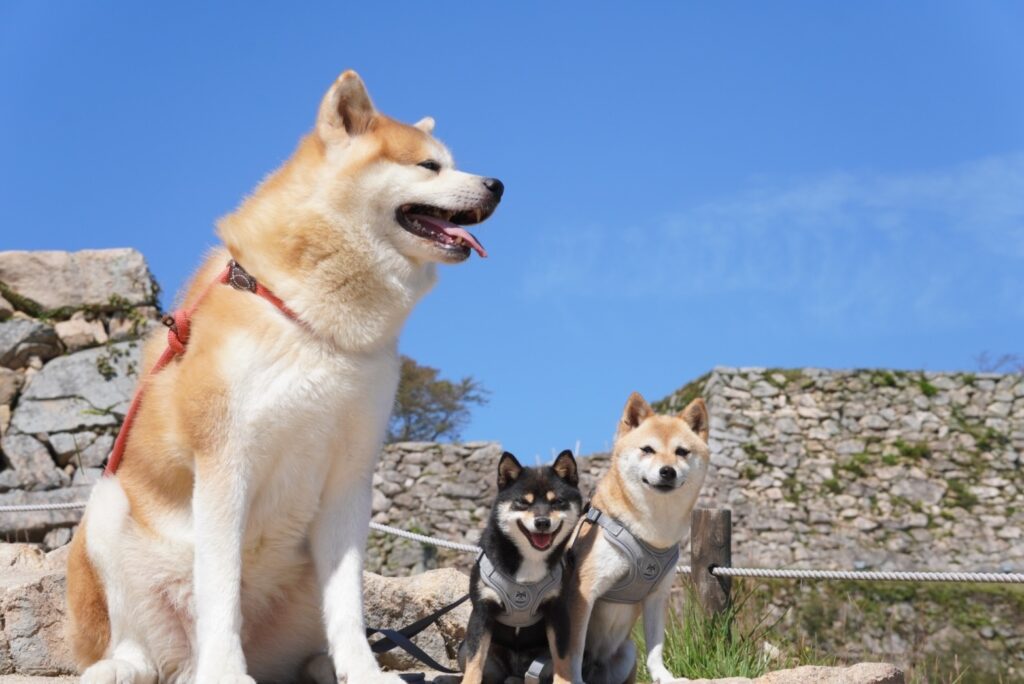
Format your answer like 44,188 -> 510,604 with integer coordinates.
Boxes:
0,321 -> 60,370
0,249 -> 156,313
0,434 -> 68,491
363,568 -> 471,672
0,545 -> 75,675
686,663 -> 904,684
53,315 -> 107,353
11,342 -> 139,435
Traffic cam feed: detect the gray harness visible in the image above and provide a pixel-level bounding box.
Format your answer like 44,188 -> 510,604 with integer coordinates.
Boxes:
584,507 -> 679,604
477,553 -> 562,628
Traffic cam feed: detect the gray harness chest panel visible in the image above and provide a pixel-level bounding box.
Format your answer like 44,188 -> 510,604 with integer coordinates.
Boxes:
585,507 -> 679,604
478,553 -> 562,628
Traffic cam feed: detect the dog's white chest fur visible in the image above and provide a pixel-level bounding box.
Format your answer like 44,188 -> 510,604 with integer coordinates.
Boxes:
221,326 -> 399,541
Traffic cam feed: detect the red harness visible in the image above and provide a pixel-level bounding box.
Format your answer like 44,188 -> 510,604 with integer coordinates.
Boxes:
103,260 -> 300,476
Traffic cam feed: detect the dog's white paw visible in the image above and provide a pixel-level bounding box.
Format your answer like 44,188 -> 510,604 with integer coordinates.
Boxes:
301,653 -> 336,684
81,659 -> 155,684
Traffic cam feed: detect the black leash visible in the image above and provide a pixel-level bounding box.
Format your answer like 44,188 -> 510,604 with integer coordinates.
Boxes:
365,592 -> 471,679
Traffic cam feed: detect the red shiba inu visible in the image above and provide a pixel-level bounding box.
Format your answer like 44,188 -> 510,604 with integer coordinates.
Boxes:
66,70 -> 502,684
550,393 -> 710,684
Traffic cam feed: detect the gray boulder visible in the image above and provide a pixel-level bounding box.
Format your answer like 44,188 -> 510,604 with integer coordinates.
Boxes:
0,545 -> 76,675
0,435 -> 67,491
0,321 -> 60,370
11,343 -> 139,434
363,568 -> 471,672
0,249 -> 156,313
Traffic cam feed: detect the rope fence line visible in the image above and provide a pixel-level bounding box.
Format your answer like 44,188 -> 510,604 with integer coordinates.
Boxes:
4,501 -> 1022,584
0,501 -> 89,513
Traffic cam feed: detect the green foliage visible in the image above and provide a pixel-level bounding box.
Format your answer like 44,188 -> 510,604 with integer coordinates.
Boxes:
652,372 -> 710,414
764,368 -> 808,389
870,371 -> 898,388
894,439 -> 931,461
917,375 -> 938,397
94,342 -> 137,380
387,356 -> 488,443
633,583 -> 829,682
822,478 -> 841,494
742,443 -> 769,466
946,479 -> 979,510
838,452 -> 872,478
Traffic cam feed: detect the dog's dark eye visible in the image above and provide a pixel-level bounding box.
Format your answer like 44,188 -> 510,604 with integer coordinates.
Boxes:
640,445 -> 655,455
676,447 -> 690,457
417,160 -> 441,173
514,498 -> 530,509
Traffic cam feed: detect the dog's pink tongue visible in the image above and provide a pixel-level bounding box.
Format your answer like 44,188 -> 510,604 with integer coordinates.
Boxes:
408,213 -> 487,258
530,532 -> 553,549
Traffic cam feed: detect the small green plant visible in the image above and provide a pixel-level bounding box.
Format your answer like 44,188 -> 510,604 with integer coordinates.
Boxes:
917,375 -> 938,397
946,479 -> 979,510
633,583 -> 829,682
838,452 -> 871,478
742,443 -> 769,466
894,439 -> 931,461
822,478 -> 841,494
870,371 -> 898,388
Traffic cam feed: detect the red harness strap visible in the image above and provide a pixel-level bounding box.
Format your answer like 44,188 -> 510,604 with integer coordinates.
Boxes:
103,260 -> 300,476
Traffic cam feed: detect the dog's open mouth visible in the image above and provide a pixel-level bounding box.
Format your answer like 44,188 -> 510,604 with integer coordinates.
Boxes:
396,204 -> 493,259
517,520 -> 562,551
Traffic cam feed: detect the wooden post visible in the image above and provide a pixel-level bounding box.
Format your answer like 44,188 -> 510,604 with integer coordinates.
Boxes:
690,508 -> 732,616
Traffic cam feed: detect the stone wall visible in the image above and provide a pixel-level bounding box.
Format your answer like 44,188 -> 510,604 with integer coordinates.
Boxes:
2,249 -> 1021,679
0,250 -> 159,547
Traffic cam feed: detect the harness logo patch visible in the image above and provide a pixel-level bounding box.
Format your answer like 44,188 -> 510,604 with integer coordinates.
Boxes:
642,561 -> 660,580
512,590 -> 529,606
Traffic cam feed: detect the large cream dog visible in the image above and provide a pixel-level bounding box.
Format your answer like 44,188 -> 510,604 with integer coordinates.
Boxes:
65,70 -> 502,684
550,393 -> 710,684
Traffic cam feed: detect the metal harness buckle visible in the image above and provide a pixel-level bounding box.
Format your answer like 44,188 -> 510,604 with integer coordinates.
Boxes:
227,260 -> 258,293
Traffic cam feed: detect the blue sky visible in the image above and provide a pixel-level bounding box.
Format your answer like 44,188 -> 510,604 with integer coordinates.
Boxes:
2,2 -> 1022,461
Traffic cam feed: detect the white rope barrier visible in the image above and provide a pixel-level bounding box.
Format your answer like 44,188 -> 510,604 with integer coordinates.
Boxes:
369,521 -> 482,554
4,501 -> 1021,584
707,566 -> 1024,584
0,502 -> 88,513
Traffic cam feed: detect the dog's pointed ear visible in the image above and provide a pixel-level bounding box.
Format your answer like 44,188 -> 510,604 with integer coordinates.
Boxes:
617,392 -> 653,439
413,116 -> 435,134
317,70 -> 377,145
497,452 -> 523,489
679,397 -> 709,442
552,449 -> 579,487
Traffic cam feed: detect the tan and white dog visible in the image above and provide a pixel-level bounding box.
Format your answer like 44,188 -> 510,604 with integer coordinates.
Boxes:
65,70 -> 502,684
549,393 -> 710,684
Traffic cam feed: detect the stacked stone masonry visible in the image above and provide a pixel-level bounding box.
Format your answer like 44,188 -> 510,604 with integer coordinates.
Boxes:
1,249 -> 1020,679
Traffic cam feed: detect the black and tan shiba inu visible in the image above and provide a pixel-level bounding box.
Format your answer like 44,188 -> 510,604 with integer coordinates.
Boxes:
459,451 -> 583,684
550,393 -> 710,684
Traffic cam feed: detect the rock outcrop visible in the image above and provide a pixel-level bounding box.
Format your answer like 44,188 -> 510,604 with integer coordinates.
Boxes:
0,249 -> 158,545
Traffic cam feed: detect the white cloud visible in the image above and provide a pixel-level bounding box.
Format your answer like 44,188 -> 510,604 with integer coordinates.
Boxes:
523,153 -> 1024,328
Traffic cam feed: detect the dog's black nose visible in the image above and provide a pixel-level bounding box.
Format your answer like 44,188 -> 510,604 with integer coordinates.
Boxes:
534,517 -> 551,531
659,466 -> 677,482
483,177 -> 504,199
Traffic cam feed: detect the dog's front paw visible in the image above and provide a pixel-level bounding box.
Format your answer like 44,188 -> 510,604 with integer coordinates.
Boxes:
82,659 -> 156,684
